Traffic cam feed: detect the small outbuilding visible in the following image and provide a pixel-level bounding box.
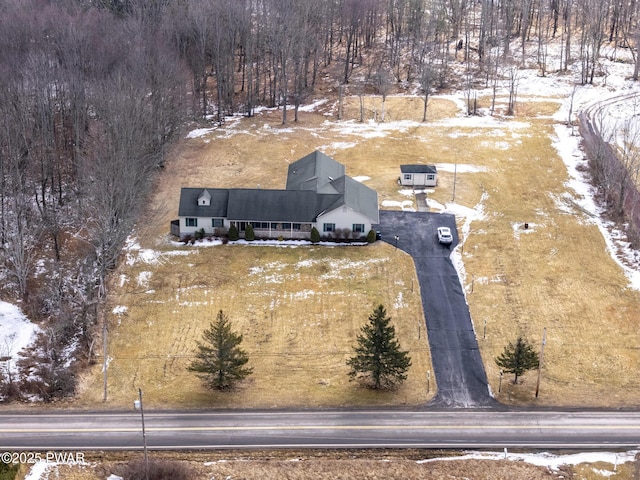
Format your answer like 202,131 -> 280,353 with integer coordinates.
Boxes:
400,164 -> 438,187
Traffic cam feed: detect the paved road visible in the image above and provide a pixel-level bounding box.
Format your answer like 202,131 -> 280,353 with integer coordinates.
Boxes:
377,210 -> 494,407
2,410 -> 640,450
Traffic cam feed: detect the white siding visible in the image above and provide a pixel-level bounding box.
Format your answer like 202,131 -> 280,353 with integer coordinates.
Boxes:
400,172 -> 437,187
179,217 -> 230,239
316,206 -> 373,239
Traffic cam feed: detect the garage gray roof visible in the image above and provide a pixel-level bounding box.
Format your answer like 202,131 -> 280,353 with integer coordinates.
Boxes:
321,176 -> 379,223
400,164 -> 437,174
286,150 -> 345,193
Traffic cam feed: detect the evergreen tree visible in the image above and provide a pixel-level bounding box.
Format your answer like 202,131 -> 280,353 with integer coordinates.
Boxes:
189,310 -> 253,390
346,304 -> 411,389
228,224 -> 239,241
495,337 -> 540,384
245,224 -> 255,241
310,226 -> 321,243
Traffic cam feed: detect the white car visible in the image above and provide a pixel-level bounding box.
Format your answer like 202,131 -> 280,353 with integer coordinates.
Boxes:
437,226 -> 453,245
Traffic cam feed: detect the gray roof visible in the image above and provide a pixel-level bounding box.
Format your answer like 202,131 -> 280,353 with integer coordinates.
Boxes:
286,150 -> 345,193
178,188 -> 229,217
227,189 -> 339,222
321,176 -> 379,223
178,152 -> 379,224
400,164 -> 437,174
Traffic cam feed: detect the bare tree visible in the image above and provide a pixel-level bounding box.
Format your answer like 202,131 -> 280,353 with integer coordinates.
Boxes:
505,62 -> 520,116
373,65 -> 392,122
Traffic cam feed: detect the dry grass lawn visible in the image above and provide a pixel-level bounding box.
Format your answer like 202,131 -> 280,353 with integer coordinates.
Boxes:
21,450 -> 635,480
75,93 -> 640,409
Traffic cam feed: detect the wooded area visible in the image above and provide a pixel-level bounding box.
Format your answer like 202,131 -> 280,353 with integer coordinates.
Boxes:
0,0 -> 638,401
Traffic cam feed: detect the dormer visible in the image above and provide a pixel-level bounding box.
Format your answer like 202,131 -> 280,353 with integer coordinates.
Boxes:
198,189 -> 212,206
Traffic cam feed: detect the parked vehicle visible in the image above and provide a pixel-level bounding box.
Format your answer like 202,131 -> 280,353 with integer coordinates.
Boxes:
437,226 -> 453,245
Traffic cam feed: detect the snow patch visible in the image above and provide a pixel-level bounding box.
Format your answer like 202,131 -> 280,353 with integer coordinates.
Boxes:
137,271 -> 152,288
0,301 -> 40,372
435,163 -> 488,173
393,292 -> 407,309
186,127 -> 215,139
24,463 -> 51,480
352,175 -> 370,182
381,199 -> 415,211
112,305 -> 128,315
416,450 -> 638,473
512,222 -> 538,239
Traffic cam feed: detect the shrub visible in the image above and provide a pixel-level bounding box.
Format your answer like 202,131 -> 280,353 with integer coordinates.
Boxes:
194,228 -> 205,240
367,229 -> 377,243
0,461 -> 19,480
228,224 -> 239,241
116,457 -> 195,480
310,226 -> 321,243
245,224 -> 255,241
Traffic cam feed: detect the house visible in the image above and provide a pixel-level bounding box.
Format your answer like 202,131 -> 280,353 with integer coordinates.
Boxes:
399,164 -> 438,187
171,151 -> 379,241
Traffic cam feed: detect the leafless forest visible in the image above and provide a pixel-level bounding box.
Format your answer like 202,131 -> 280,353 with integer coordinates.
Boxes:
0,0 -> 638,401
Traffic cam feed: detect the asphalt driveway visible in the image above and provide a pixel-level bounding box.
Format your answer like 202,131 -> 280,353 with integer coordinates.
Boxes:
377,210 -> 495,407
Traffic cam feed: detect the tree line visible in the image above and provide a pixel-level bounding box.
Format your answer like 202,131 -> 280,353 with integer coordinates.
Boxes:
0,0 -> 637,401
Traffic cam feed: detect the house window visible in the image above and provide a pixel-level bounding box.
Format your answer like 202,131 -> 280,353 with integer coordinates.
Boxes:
251,222 -> 269,229
404,174 -> 412,180
323,223 -> 335,232
185,218 -> 197,227
427,174 -> 435,181
292,223 -> 301,231
352,223 -> 365,233
282,223 -> 291,230
212,218 -> 224,228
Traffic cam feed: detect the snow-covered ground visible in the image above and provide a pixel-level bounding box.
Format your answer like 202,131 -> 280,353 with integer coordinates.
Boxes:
0,301 -> 40,374
417,449 -> 639,474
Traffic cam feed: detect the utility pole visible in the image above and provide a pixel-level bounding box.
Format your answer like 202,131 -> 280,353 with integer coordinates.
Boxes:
99,278 -> 107,403
452,160 -> 458,202
535,327 -> 547,398
102,321 -> 107,402
134,388 -> 149,480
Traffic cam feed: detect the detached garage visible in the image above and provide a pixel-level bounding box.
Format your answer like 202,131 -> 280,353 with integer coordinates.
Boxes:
400,164 -> 438,187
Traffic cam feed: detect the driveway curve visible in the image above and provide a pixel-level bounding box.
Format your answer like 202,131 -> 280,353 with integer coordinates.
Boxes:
377,210 -> 495,408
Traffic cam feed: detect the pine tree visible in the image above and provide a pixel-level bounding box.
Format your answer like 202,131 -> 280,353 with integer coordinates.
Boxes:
189,310 -> 253,390
310,226 -> 320,243
228,224 -> 239,241
346,304 -> 411,389
245,224 -> 255,241
495,337 -> 540,384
